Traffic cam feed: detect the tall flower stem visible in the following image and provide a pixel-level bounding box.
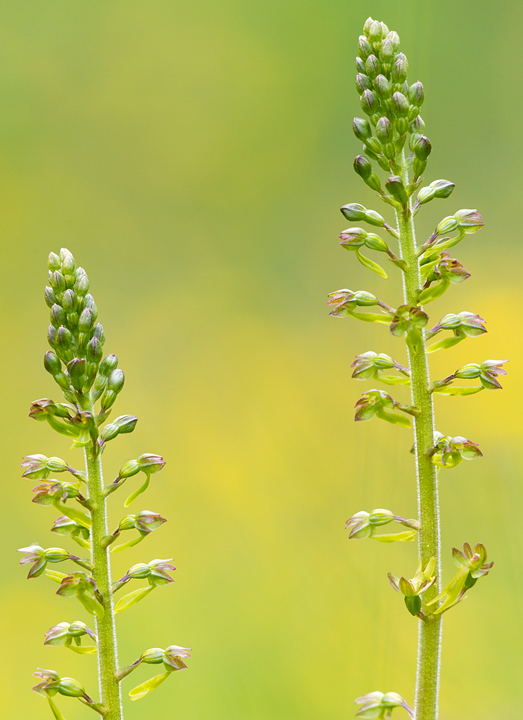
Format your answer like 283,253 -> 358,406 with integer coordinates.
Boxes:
84,399 -> 123,720
396,156 -> 442,720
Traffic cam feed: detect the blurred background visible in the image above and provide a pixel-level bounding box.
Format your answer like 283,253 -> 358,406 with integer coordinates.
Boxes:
0,0 -> 521,718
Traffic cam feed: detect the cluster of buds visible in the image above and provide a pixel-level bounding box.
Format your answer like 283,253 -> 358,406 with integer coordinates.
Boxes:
388,558 -> 437,616
431,359 -> 507,396
117,558 -> 176,589
44,621 -> 97,654
353,17 -> 428,184
99,414 -> 138,447
426,311 -> 487,353
45,249 -> 108,400
355,691 -> 414,719
351,352 -> 409,385
414,179 -> 455,209
427,432 -> 482,468
427,544 -> 493,615
354,389 -> 418,428
345,508 -> 418,542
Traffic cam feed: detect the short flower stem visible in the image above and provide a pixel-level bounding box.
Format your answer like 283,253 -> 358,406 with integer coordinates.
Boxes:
84,401 -> 123,720
396,155 -> 442,720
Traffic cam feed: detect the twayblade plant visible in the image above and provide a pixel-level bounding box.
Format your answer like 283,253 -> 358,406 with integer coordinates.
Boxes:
331,18 -> 502,720
19,249 -> 190,719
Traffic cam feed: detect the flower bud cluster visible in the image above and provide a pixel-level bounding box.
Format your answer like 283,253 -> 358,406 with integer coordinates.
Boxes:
352,17 -> 429,183
428,544 -> 493,615
45,248 -> 108,399
351,351 -> 409,381
100,414 -> 138,446
429,432 -> 482,468
416,179 -> 455,207
56,572 -> 104,619
453,359 -> 507,390
119,510 -> 167,534
51,516 -> 90,548
32,479 -> 83,505
327,289 -> 392,319
428,311 -> 486,339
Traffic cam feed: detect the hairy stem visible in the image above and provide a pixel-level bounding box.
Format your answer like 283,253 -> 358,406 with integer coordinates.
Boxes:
84,402 -> 123,720
396,158 -> 442,720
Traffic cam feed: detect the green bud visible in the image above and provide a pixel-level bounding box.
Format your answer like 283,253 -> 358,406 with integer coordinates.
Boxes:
355,57 -> 366,74
107,368 -> 125,393
99,354 -> 118,376
436,216 -> 459,234
364,173 -> 382,192
51,304 -> 66,328
365,55 -> 380,78
408,81 -> 424,106
360,89 -> 378,116
391,53 -> 408,83
358,35 -> 372,60
75,274 -> 89,296
364,137 -> 382,156
62,289 -> 75,311
364,233 -> 388,252
48,252 -> 61,271
44,286 -> 57,308
340,203 -> 366,222
50,271 -> 66,293
391,91 -> 409,117
387,30 -> 400,51
385,176 -> 408,204
355,73 -> 372,94
78,308 -> 94,332
44,547 -> 70,563
92,323 -> 106,345
368,20 -> 383,43
375,117 -> 392,143
86,337 -> 103,363
44,351 -> 62,376
137,453 -> 166,474
374,74 -> 391,99
119,459 -> 141,479
60,248 -> 76,275
431,179 -> 455,199
67,359 -> 86,391
141,648 -> 166,664
414,135 -> 432,160
352,117 -> 372,141
128,562 -> 151,579
380,38 -> 394,63
413,157 -> 427,179
396,117 -> 408,135
353,155 -> 373,181
58,677 -> 88,699
364,209 -> 385,227
57,326 -> 72,351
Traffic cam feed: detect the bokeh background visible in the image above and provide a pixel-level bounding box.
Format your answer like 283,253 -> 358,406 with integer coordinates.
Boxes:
0,0 -> 521,718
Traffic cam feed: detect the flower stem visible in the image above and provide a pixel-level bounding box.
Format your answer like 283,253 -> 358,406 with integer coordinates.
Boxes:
396,156 -> 442,720
84,400 -> 123,720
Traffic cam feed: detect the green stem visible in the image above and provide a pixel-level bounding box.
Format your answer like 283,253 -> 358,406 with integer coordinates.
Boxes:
84,403 -> 123,720
396,157 -> 442,720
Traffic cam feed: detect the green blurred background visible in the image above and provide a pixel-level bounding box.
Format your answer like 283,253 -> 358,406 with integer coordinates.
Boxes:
1,0 -> 521,718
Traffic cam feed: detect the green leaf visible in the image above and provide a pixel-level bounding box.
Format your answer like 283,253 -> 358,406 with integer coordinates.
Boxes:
45,569 -> 68,583
66,644 -> 97,654
129,672 -> 172,701
78,591 -> 105,620
115,586 -> 155,614
433,385 -> 484,396
426,336 -> 464,353
52,500 -> 91,528
111,534 -> 146,553
347,311 -> 392,325
378,375 -> 411,386
355,249 -> 388,278
375,408 -> 412,428
371,530 -> 416,543
417,277 -> 450,305
124,475 -> 150,508
47,697 -> 67,720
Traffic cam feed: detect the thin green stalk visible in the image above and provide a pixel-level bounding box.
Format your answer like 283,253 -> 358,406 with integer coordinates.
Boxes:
396,157 -> 442,720
84,408 -> 123,720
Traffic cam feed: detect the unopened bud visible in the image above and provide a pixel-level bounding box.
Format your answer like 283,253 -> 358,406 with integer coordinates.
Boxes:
99,354 -> 118,376
385,176 -> 408,204
353,155 -> 372,180
352,117 -> 372,141
360,90 -> 378,116
391,53 -> 408,83
48,252 -> 61,271
408,81 -> 424,106
355,73 -> 372,94
358,35 -> 372,59
365,55 -> 380,78
374,74 -> 391,99
50,271 -> 66,294
391,92 -> 409,117
376,117 -> 392,143
414,135 -> 432,161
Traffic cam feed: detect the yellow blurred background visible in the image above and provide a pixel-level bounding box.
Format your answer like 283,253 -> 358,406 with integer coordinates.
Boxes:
1,0 -> 521,718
